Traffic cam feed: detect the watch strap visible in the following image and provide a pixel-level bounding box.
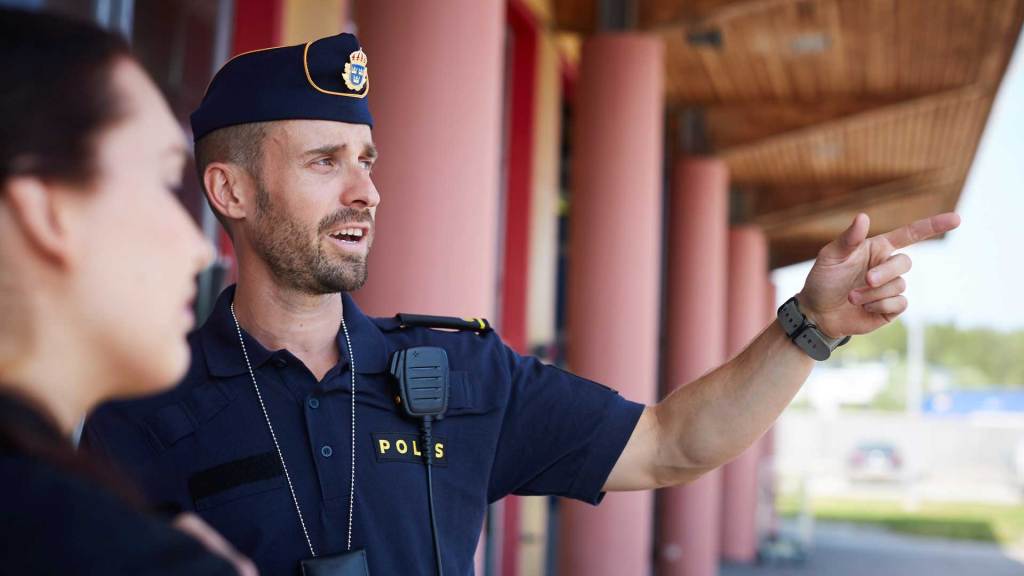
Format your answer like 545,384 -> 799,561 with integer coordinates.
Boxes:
777,296 -> 851,361
777,297 -> 805,338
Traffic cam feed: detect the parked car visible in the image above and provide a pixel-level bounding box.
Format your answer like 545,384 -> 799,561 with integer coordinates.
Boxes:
848,441 -> 902,482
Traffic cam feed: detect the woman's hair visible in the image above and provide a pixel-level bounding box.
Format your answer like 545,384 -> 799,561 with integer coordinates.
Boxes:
0,8 -> 130,186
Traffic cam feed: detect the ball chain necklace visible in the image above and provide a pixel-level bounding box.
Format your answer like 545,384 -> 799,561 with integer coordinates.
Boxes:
230,300 -> 357,558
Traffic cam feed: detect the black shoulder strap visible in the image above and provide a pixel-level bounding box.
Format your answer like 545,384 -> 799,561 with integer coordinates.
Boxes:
395,313 -> 492,333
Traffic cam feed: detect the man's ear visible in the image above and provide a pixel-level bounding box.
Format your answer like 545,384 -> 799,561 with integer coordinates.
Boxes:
2,176 -> 73,265
204,162 -> 254,223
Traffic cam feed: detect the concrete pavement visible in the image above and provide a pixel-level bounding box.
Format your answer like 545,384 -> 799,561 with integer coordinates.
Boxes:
721,521 -> 1024,576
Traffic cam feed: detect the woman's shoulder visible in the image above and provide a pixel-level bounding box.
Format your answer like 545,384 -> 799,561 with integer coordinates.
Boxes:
0,455 -> 237,575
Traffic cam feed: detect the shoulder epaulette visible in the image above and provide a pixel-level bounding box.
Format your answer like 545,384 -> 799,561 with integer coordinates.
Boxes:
395,313 -> 492,333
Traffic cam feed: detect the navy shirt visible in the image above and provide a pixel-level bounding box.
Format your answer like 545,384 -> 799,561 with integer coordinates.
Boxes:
82,286 -> 644,575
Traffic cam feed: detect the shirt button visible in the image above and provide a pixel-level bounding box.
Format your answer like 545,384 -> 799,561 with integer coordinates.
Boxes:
308,398 -> 320,409
321,445 -> 333,458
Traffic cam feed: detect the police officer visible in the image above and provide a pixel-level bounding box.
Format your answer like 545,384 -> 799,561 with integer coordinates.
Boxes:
82,32 -> 960,575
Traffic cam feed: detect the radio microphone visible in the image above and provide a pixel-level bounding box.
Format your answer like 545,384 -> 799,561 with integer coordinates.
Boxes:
390,347 -> 449,576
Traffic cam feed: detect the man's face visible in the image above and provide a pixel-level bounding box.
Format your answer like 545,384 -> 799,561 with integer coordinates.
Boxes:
247,120 -> 379,294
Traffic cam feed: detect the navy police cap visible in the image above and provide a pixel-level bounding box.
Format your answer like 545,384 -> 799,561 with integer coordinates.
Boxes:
190,33 -> 372,141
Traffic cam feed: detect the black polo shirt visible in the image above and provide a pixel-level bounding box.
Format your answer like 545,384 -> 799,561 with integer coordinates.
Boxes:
82,286 -> 644,575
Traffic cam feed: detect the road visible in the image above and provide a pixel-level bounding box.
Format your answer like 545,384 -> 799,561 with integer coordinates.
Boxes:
721,521 -> 1024,576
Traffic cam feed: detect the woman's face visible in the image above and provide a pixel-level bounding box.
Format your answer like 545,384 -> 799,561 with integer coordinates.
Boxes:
67,59 -> 213,396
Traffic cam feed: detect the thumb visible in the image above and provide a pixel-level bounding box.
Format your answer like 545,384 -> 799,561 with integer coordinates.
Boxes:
823,212 -> 870,260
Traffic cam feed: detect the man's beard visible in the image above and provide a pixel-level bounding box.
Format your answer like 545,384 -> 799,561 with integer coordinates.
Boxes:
250,180 -> 372,295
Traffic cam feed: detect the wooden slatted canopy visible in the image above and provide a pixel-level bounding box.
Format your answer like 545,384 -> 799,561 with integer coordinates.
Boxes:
553,0 -> 1024,267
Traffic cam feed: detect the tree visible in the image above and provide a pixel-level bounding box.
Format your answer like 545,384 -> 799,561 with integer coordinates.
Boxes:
831,320 -> 1024,390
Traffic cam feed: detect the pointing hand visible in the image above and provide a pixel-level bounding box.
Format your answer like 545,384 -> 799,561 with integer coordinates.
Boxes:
796,212 -> 961,338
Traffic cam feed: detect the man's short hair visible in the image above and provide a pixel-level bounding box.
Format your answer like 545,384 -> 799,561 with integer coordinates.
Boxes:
194,122 -> 268,235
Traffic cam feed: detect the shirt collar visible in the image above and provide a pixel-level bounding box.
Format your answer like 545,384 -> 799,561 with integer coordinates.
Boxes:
201,285 -> 390,378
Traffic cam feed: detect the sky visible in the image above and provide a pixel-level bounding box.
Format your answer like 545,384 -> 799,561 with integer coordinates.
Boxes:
774,33 -> 1024,331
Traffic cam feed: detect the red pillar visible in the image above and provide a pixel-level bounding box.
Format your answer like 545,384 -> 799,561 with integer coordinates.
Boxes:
657,157 -> 729,576
497,4 -> 542,573
233,0 -> 282,53
352,0 -> 505,319
352,4 -> 505,575
721,226 -> 769,563
558,34 -> 664,576
501,0 -> 539,355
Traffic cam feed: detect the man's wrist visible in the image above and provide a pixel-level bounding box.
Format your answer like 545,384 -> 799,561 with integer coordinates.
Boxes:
779,295 -> 850,361
794,292 -> 830,338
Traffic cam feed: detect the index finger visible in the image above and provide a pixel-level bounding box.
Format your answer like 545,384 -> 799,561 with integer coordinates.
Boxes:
879,212 -> 961,250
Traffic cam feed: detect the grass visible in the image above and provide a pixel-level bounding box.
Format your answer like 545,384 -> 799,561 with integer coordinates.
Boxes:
778,494 -> 1024,547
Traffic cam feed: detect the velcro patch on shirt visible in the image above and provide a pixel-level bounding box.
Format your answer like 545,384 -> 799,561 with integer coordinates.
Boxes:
187,451 -> 283,501
372,433 -> 447,467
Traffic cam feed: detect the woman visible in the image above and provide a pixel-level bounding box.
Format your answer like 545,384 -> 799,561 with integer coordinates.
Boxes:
0,9 -> 255,575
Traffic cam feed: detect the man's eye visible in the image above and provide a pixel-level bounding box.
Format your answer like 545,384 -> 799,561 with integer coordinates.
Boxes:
313,158 -> 335,167
359,160 -> 373,171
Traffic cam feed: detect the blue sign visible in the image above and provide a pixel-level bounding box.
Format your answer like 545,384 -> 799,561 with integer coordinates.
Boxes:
923,390 -> 1024,414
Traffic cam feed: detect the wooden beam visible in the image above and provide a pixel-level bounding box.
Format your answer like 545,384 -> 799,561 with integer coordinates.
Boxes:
749,170 -> 957,232
641,0 -> 803,31
767,239 -> 826,270
766,187 -> 958,268
717,85 -> 986,157
704,96 -> 917,148
742,178 -> 892,217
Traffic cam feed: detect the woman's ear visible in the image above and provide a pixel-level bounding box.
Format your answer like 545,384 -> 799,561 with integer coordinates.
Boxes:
2,176 -> 73,266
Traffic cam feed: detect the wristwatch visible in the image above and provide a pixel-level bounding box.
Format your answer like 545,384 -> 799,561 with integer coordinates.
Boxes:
777,296 -> 851,361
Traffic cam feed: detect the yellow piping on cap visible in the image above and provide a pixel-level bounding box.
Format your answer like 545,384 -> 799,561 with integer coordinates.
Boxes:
303,40 -> 369,98
226,44 -> 286,65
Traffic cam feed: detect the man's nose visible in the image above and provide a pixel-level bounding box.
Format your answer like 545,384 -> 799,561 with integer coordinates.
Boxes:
342,169 -> 380,209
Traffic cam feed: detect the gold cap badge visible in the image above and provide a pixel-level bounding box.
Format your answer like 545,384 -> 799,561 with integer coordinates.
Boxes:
343,49 -> 368,92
